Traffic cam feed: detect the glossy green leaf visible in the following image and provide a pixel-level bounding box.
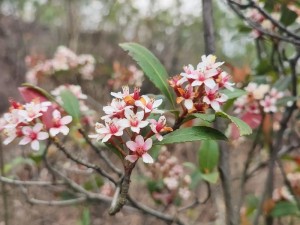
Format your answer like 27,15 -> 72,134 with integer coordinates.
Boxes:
119,42 -> 176,108
198,140 -> 219,173
60,90 -> 81,122
274,76 -> 291,91
155,126 -> 227,145
216,111 -> 252,136
219,88 -> 246,100
271,201 -> 299,217
280,6 -> 298,26
183,113 -> 216,124
200,172 -> 219,184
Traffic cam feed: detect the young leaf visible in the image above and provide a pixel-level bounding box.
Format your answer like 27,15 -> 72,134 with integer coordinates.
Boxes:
155,126 -> 227,145
119,42 -> 176,109
60,90 -> 81,123
198,140 -> 219,173
216,111 -> 252,136
21,83 -> 57,102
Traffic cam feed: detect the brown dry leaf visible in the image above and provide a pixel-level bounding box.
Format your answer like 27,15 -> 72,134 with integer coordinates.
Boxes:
224,63 -> 251,83
263,198 -> 275,215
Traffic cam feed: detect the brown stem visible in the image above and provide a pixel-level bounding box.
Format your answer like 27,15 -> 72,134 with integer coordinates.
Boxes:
109,161 -> 136,215
0,138 -> 9,225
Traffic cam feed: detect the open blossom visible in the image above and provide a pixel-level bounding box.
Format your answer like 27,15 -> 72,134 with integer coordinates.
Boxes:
135,95 -> 163,114
94,118 -> 126,142
217,71 -> 234,91
203,86 -> 228,111
125,135 -> 153,163
260,95 -> 277,113
102,99 -> 132,120
2,109 -> 26,129
20,101 -> 52,122
19,123 -> 49,151
149,116 -> 172,141
49,110 -> 72,136
176,85 -> 196,110
122,108 -> 149,133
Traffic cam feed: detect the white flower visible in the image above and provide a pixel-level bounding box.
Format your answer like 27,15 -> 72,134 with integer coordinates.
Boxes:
135,95 -> 163,113
125,135 -> 153,163
122,108 -> 149,133
19,123 -> 49,151
203,86 -> 228,111
163,177 -> 178,190
49,110 -> 72,136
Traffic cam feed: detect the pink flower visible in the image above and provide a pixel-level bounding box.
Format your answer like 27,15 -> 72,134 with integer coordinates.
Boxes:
101,99 -> 132,120
260,95 -> 277,113
3,109 -> 26,129
176,85 -> 195,110
197,55 -> 224,71
111,86 -> 130,99
125,135 -> 153,163
19,123 -> 49,151
189,70 -> 216,89
149,116 -> 172,141
88,122 -> 106,141
122,108 -> 149,133
49,110 -> 72,136
20,101 -> 52,122
270,88 -> 284,100
217,71 -> 234,91
95,118 -> 126,142
135,95 -> 163,113
203,86 -> 228,111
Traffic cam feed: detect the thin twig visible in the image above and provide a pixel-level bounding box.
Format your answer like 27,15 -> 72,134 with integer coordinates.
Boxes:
52,137 -> 117,185
0,176 -> 65,186
78,128 -> 122,176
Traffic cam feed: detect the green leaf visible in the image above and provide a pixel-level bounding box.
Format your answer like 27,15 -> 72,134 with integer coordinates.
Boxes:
219,88 -> 246,100
81,208 -> 91,225
198,140 -> 219,173
155,126 -> 227,145
271,201 -> 299,217
276,96 -> 298,106
60,90 -> 81,122
245,195 -> 259,216
280,6 -> 298,26
200,172 -> 219,184
273,76 -> 291,91
119,42 -> 176,108
83,175 -> 104,191
255,59 -> 273,75
182,113 -> 216,124
216,111 -> 252,136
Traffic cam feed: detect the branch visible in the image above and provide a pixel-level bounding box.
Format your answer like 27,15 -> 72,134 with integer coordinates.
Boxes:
19,185 -> 86,206
0,176 -> 65,186
78,128 -> 123,176
127,195 -> 186,225
51,137 -> 117,185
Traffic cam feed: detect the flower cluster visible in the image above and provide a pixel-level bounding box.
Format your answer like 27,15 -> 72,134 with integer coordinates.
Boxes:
169,55 -> 233,112
234,82 -> 284,114
108,62 -> 144,90
89,86 -> 172,164
145,148 -> 191,205
0,99 -> 72,151
25,46 -> 95,84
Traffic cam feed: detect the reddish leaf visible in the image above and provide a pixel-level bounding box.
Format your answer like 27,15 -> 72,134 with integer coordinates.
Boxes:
230,112 -> 262,139
18,87 -> 55,129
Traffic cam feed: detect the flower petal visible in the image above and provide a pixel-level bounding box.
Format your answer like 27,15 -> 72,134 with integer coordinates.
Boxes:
61,116 -> 72,125
49,128 -> 60,137
125,155 -> 139,163
142,153 -> 154,163
135,135 -> 144,147
60,126 -> 70,135
33,123 -> 43,133
31,140 -> 40,151
22,126 -> 32,135
144,138 -> 153,150
126,140 -> 137,151
19,137 -> 32,145
204,79 -> 216,89
37,132 -> 49,140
